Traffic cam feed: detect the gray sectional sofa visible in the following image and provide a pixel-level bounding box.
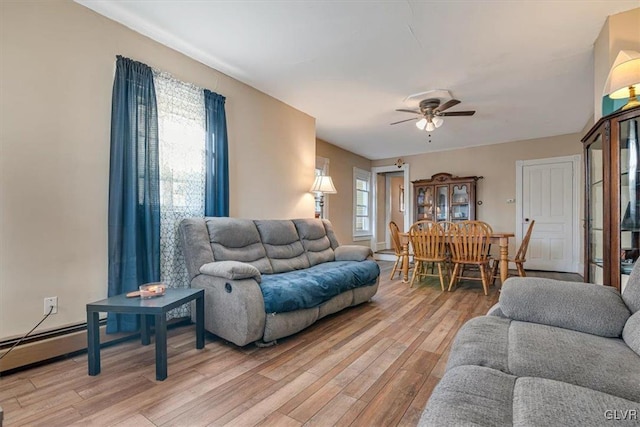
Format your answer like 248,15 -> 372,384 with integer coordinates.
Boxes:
420,263 -> 640,426
180,217 -> 380,346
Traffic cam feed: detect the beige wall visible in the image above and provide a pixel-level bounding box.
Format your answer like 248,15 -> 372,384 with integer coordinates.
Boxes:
594,8 -> 640,119
0,1 -> 316,340
316,139 -> 372,246
373,133 -> 583,256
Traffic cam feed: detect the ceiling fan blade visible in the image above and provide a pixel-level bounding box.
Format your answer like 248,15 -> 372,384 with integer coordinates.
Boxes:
390,117 -> 419,125
435,99 -> 461,112
440,111 -> 476,116
395,109 -> 421,114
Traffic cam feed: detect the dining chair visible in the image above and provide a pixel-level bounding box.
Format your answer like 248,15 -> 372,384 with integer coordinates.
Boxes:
492,220 -> 535,282
409,220 -> 449,290
448,220 -> 494,295
438,221 -> 456,233
438,221 -> 456,271
389,221 -> 404,280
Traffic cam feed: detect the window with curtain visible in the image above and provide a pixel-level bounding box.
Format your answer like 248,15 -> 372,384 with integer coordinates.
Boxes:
153,70 -> 206,318
108,56 -> 228,332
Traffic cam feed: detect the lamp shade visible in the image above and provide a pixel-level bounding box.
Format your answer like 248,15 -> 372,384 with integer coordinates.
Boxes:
310,175 -> 337,194
603,50 -> 640,99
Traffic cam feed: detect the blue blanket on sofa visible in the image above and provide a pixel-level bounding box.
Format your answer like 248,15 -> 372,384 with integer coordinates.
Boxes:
259,260 -> 380,313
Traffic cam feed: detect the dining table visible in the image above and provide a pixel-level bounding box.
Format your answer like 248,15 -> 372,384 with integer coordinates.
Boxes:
398,231 -> 515,285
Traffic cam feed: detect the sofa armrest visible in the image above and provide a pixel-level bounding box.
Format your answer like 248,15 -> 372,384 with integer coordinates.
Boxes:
190,274 -> 266,346
199,260 -> 262,283
499,277 -> 631,337
334,245 -> 372,261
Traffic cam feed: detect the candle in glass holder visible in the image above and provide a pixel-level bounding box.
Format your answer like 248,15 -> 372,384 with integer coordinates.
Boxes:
139,283 -> 167,299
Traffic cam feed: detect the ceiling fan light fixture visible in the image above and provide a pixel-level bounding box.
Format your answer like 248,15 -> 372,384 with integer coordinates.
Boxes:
392,96 -> 475,133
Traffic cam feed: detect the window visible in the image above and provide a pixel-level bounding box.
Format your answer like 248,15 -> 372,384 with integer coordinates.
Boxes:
154,70 -> 206,215
154,69 -> 207,318
353,167 -> 372,239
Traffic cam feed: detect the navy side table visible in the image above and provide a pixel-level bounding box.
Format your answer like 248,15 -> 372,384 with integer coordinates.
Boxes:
86,288 -> 204,381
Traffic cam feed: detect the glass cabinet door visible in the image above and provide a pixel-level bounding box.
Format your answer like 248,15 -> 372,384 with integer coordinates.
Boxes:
620,116 -> 640,292
587,135 -> 604,285
436,186 -> 448,221
451,184 -> 470,221
416,186 -> 434,220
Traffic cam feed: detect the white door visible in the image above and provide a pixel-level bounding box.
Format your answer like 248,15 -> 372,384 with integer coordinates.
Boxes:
518,156 -> 579,272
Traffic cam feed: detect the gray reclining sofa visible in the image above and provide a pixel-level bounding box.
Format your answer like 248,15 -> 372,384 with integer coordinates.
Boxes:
420,262 -> 640,426
180,217 -> 380,346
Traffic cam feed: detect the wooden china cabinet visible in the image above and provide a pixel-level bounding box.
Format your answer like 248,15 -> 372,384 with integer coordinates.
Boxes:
412,173 -> 479,223
582,106 -> 640,292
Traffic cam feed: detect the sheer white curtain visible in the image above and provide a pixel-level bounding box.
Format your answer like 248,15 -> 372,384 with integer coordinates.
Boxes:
153,69 -> 205,318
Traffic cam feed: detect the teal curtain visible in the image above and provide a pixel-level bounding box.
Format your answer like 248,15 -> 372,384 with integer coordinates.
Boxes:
204,90 -> 229,216
107,56 -> 161,333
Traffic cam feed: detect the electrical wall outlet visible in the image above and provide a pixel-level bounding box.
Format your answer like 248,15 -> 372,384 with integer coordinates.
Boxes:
506,198 -> 516,204
44,296 -> 58,315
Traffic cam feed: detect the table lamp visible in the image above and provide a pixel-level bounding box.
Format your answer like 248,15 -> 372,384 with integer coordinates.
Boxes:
604,50 -> 640,111
310,175 -> 337,219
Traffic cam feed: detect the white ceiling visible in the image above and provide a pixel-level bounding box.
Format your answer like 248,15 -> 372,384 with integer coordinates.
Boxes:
77,1 -> 639,160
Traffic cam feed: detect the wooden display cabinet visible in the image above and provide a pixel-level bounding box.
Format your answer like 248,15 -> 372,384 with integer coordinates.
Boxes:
412,173 -> 479,223
582,106 -> 640,292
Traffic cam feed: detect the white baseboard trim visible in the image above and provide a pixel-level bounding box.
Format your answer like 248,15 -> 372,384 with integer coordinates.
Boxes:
376,242 -> 387,251
0,318 -> 189,373
0,324 -> 129,373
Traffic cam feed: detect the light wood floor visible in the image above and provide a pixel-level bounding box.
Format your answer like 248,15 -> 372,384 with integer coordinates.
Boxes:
0,263 -> 581,427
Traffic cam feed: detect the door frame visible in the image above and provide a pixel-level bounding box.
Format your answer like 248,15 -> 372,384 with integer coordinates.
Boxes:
515,154 -> 581,273
371,163 -> 410,254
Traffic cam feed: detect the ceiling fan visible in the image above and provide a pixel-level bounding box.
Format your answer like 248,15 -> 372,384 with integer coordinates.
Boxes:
391,98 -> 475,131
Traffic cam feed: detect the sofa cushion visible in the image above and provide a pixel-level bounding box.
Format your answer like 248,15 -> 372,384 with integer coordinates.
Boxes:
445,316 -> 511,373
513,377 -> 640,426
293,219 -> 335,266
422,366 -> 640,427
205,218 -> 273,274
508,320 -> 640,402
180,218 -> 215,281
419,365 -> 516,427
254,220 -> 310,273
623,311 -> 640,357
321,219 -> 340,249
623,260 -> 640,313
259,260 -> 380,313
443,316 -> 640,403
500,278 -> 630,337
